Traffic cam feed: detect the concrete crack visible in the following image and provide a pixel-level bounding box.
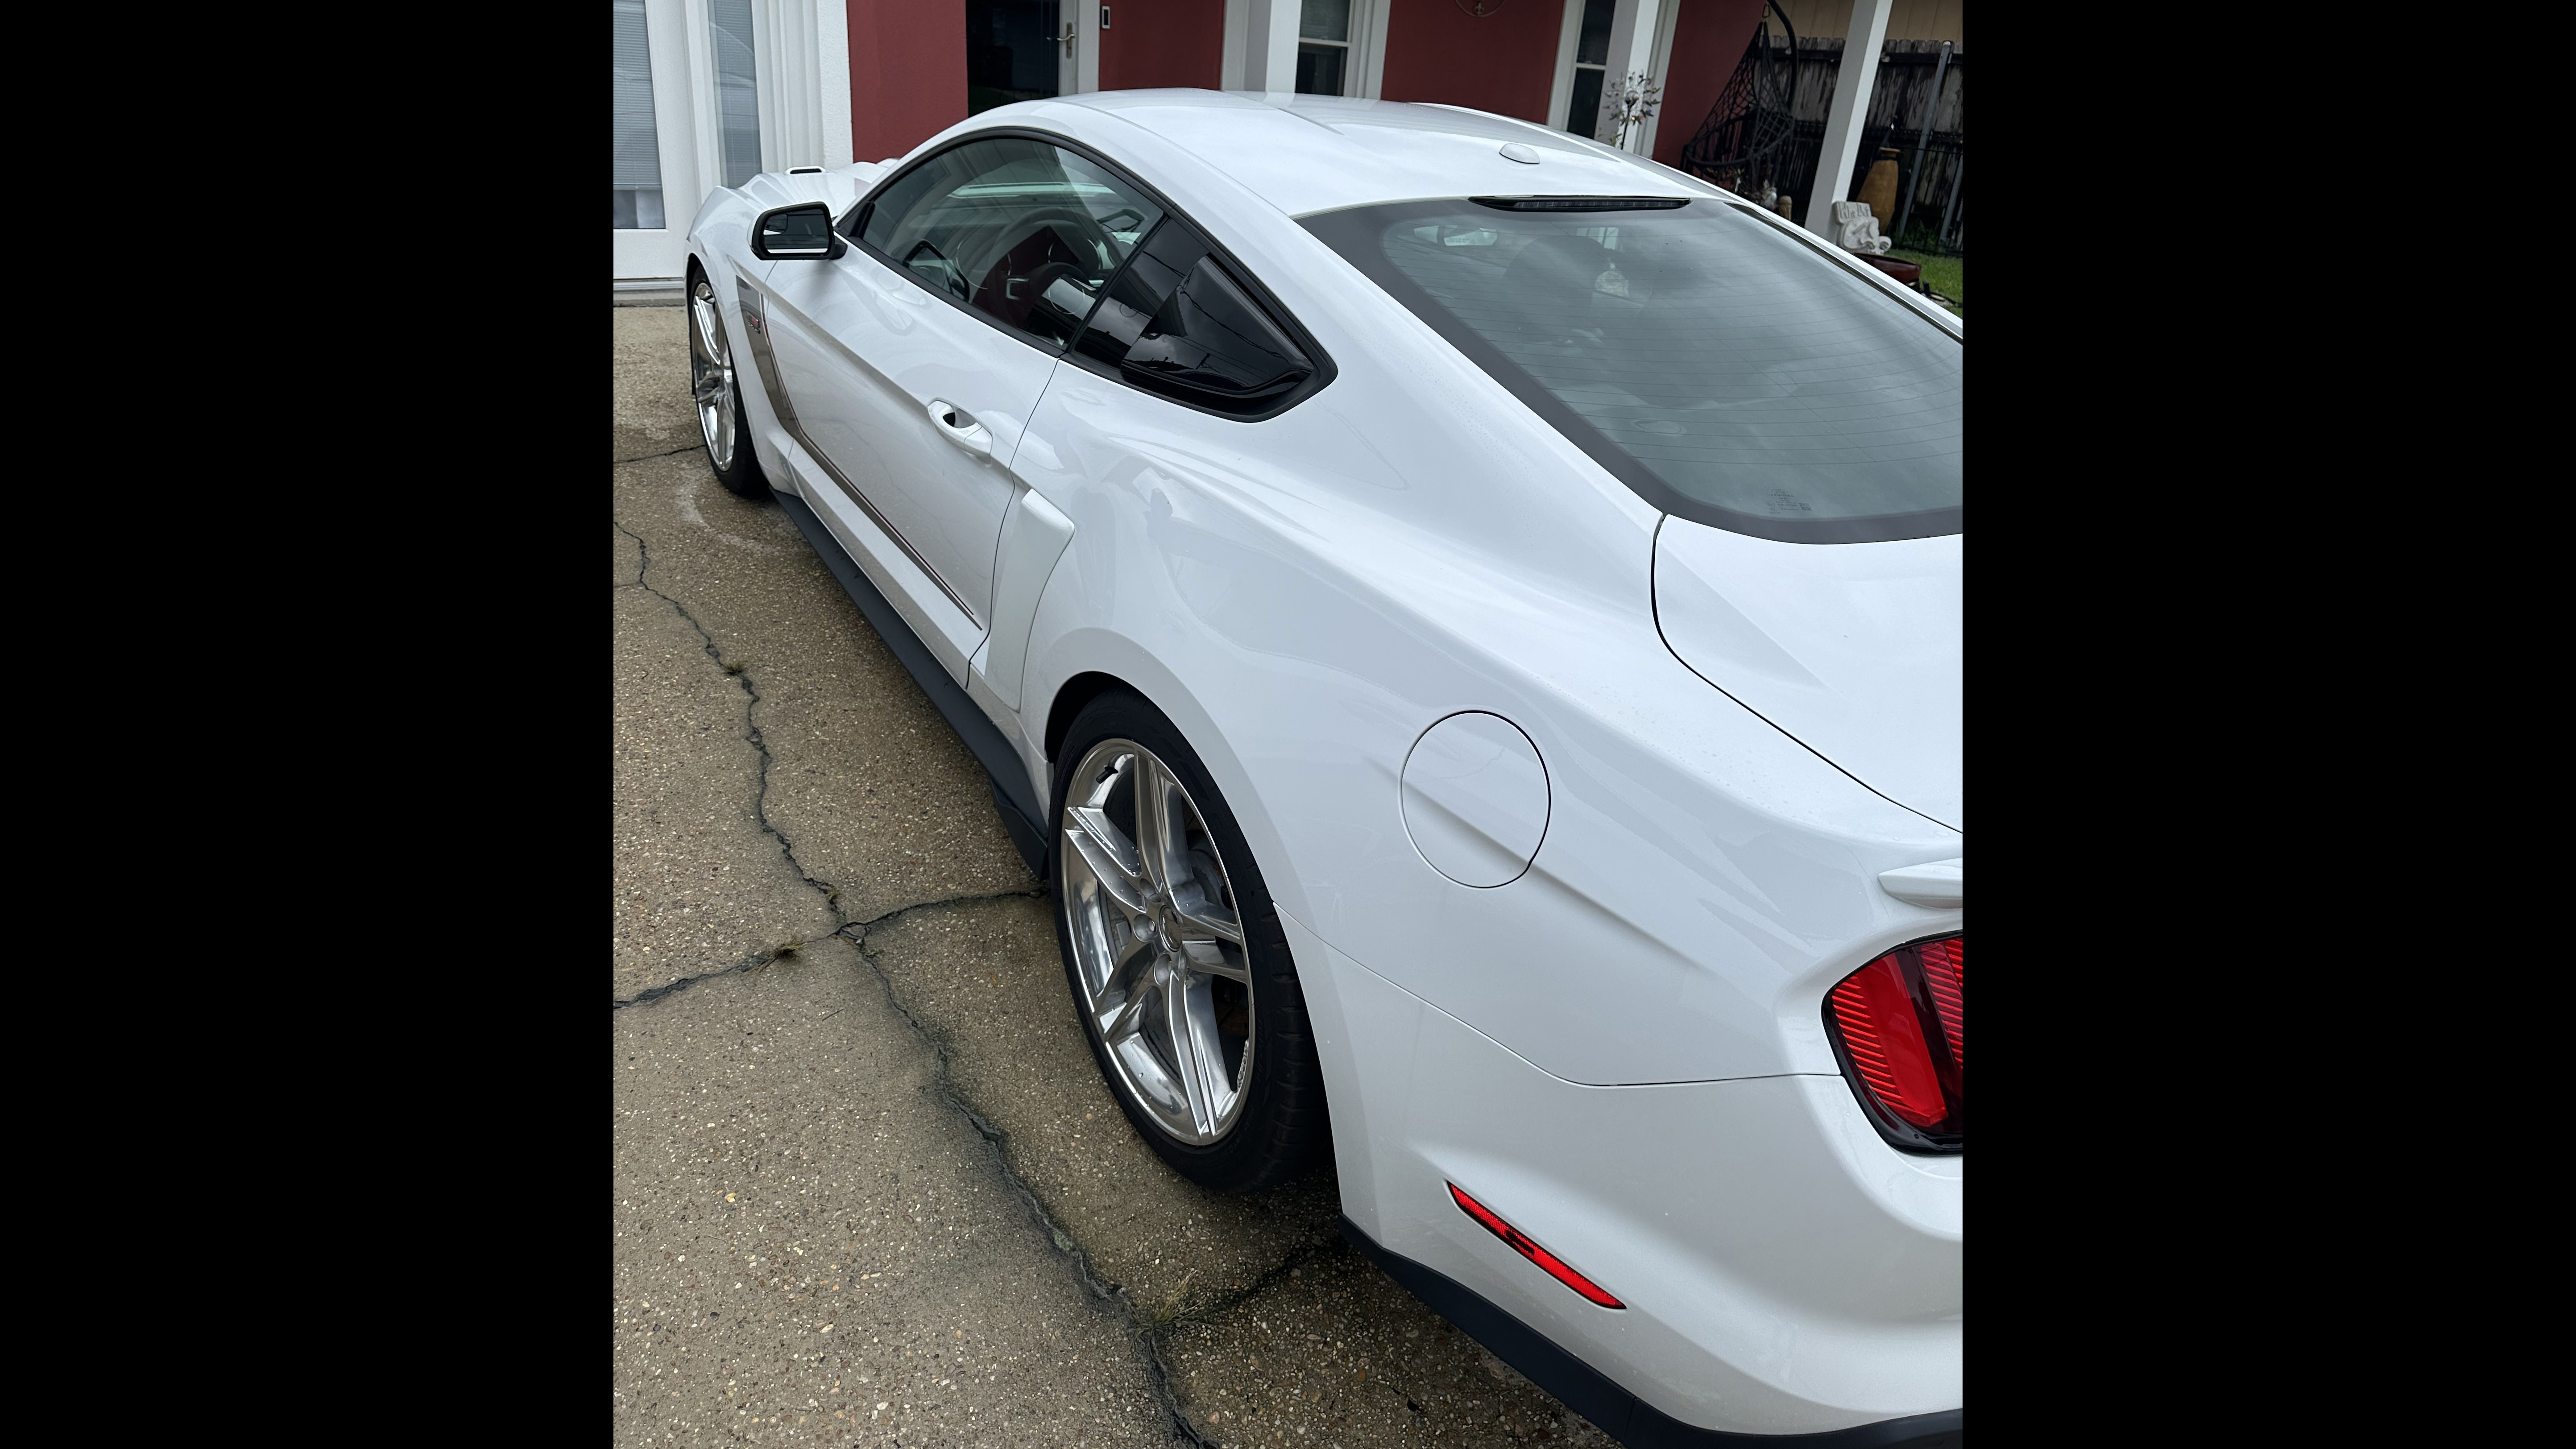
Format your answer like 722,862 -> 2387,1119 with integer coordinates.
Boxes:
616,504 -> 1213,1444
614,444 -> 706,465
844,915 -> 1221,1449
615,513 -> 853,957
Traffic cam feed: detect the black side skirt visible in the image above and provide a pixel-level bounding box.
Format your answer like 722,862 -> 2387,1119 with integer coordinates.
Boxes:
1338,1216 -> 1963,1449
775,490 -> 1049,877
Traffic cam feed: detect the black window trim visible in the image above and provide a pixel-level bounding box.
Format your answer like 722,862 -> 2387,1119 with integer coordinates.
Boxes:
1298,197 -> 1962,545
832,125 -> 1338,423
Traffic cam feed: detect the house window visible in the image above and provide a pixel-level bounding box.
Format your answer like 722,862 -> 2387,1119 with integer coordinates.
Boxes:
1564,0 -> 1614,136
1297,0 -> 1352,95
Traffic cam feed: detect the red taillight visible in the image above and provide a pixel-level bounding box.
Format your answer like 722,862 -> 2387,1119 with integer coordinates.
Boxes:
1824,935 -> 1963,1150
1447,1183 -> 1625,1308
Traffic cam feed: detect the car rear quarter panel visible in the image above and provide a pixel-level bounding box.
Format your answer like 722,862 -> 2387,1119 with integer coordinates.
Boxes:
1003,123 -> 1961,1089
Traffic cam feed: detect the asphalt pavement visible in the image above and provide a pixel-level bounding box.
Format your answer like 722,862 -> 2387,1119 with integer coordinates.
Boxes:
614,302 -> 1622,1449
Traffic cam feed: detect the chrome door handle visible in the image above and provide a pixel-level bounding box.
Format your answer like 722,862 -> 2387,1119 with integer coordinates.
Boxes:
927,398 -> 993,457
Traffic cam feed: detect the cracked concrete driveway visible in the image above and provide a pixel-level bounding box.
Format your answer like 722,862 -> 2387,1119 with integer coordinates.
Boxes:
615,303 -> 1622,1448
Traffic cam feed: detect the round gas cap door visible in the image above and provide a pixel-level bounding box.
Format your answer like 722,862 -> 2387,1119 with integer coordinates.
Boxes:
1400,712 -> 1551,888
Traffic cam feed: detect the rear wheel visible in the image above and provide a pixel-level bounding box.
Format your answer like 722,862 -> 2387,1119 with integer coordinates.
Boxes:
688,274 -> 769,499
1052,691 -> 1326,1193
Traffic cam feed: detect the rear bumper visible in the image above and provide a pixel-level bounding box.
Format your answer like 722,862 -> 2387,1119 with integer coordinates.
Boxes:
1290,911 -> 1961,1438
1342,1215 -> 1962,1449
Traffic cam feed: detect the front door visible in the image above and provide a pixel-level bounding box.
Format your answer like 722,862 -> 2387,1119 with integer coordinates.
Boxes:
758,136 -> 1168,672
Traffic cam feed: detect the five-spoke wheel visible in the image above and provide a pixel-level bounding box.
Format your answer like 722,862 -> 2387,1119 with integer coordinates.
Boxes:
688,274 -> 769,498
1051,692 -> 1328,1192
1060,737 -> 1255,1145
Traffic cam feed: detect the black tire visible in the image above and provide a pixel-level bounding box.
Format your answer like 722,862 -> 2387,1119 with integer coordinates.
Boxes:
687,269 -> 771,500
1051,689 -> 1328,1194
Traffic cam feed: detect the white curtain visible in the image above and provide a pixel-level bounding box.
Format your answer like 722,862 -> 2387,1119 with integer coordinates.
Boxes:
613,0 -> 666,228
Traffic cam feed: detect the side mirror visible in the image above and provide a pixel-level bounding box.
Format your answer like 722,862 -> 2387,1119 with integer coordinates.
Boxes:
752,202 -> 845,261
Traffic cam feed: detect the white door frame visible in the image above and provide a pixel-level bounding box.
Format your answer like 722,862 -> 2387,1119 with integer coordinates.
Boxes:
1547,0 -> 1679,148
616,0 -> 853,282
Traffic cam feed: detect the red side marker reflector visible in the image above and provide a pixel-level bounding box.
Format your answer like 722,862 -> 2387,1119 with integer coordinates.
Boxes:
1446,1183 -> 1624,1308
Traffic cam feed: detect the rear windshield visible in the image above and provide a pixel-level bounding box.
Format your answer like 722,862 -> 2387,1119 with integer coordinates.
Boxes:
1300,200 -> 1960,543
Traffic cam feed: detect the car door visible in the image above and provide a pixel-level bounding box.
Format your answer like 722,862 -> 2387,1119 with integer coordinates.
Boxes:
757,135 -> 1166,681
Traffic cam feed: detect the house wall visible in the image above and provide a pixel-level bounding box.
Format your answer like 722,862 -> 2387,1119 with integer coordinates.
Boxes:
1652,0 -> 1768,166
1378,0 -> 1568,124
849,0 -> 967,162
1100,0 -> 1228,89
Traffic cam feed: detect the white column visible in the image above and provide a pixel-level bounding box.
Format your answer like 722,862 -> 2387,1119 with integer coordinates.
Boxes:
1595,0 -> 1664,151
818,0 -> 851,166
1805,0 -> 1894,236
1242,0 -> 1301,94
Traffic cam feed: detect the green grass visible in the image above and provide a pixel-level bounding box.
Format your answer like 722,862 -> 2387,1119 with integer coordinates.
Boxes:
1887,250 -> 1963,315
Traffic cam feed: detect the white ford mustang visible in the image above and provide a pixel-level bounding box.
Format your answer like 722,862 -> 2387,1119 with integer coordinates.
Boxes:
684,90 -> 1961,1449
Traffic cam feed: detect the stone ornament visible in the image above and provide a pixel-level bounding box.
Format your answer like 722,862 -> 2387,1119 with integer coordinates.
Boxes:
1831,200 -> 1893,255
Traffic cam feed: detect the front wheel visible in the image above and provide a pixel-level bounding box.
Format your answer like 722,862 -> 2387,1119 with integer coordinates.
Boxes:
688,275 -> 770,499
1052,691 -> 1327,1193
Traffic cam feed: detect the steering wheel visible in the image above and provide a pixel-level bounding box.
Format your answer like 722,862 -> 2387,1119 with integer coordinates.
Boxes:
997,207 -> 1122,287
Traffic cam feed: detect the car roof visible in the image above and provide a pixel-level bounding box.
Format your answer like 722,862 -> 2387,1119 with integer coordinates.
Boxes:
1047,90 -> 1697,218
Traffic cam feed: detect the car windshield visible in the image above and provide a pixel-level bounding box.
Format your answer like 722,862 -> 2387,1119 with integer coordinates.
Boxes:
1300,199 -> 1960,543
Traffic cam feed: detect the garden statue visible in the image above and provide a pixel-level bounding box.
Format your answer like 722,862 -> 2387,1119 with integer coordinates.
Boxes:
1829,200 -> 1893,255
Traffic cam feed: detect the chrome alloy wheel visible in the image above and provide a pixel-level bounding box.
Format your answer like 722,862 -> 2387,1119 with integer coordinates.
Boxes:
688,280 -> 737,472
1060,739 -> 1255,1145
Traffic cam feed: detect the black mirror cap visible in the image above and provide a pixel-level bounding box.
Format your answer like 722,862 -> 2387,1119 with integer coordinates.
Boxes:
752,202 -> 845,261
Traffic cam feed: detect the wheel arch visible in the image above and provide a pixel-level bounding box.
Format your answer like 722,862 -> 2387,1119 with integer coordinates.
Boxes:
1043,671 -> 1130,766
1027,637 -> 1309,934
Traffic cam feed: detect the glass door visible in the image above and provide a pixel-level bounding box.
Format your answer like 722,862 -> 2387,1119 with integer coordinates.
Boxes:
613,0 -> 773,282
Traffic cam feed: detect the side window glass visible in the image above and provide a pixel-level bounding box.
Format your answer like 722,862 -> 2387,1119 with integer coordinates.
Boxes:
858,137 -> 1163,351
1074,219 -> 1315,415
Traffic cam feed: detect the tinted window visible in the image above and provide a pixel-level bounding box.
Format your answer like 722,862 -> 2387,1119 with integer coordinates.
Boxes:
860,137 -> 1164,350
1302,199 -> 1961,543
1071,218 -> 1314,415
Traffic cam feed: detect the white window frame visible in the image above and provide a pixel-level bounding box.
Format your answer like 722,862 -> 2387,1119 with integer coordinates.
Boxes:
1222,0 -> 1383,97
1547,0 -> 1679,150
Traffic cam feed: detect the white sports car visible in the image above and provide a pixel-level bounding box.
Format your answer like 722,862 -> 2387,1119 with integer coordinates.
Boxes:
684,90 -> 1961,1448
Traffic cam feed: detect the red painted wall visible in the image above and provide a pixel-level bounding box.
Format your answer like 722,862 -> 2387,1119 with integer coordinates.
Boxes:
1652,0 -> 1765,167
849,0 -> 967,163
1379,0 -> 1566,124
1099,0 -> 1226,91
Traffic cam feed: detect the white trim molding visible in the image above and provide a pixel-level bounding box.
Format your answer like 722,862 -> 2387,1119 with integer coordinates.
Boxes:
1076,0 -> 1103,94
1546,0 -> 1586,133
818,0 -> 851,166
1222,0 -> 1250,90
1358,0 -> 1390,99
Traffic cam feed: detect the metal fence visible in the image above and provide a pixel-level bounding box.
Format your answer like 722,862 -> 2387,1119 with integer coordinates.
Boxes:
1681,35 -> 1964,254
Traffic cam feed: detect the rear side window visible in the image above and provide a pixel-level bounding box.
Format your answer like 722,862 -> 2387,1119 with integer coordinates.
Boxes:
1301,199 -> 1960,543
857,136 -> 1164,350
1070,218 -> 1316,417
